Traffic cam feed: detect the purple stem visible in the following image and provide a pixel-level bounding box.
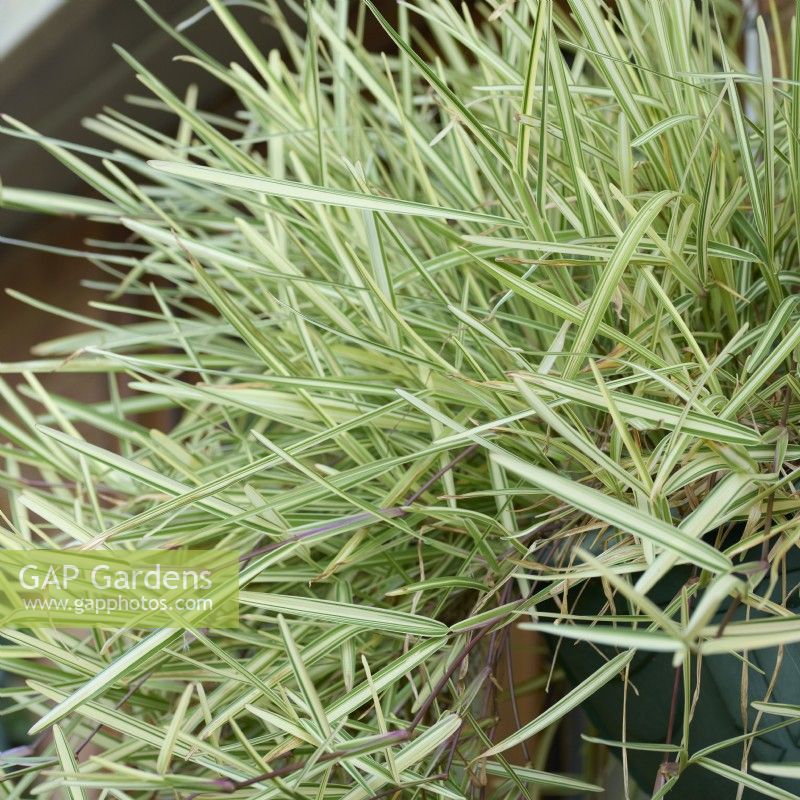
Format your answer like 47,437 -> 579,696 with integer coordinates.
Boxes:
240,444 -> 479,565
188,730 -> 411,799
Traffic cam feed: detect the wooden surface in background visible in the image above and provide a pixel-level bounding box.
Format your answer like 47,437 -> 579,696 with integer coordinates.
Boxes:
0,213 -> 173,450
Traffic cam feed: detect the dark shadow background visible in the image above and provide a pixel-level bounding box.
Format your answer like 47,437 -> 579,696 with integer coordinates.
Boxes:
0,0 -> 277,421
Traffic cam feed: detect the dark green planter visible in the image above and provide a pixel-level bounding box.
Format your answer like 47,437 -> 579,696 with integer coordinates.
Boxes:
549,552 -> 800,799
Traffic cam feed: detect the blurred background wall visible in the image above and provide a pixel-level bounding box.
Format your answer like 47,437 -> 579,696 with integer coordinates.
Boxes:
0,0 -> 283,426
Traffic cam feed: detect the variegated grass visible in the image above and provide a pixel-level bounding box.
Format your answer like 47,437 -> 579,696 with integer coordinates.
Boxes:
0,0 -> 798,797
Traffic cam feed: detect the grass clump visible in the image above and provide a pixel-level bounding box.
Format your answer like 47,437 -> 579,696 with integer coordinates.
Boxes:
0,0 -> 799,797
